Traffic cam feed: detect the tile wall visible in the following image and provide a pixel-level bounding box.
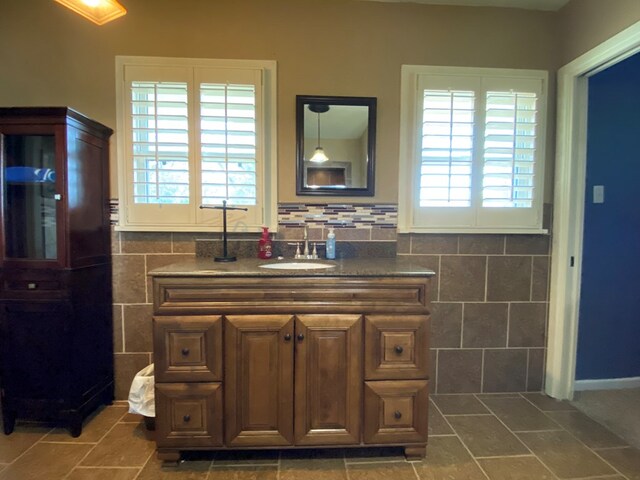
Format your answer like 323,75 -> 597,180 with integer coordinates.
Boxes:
111,203 -> 550,399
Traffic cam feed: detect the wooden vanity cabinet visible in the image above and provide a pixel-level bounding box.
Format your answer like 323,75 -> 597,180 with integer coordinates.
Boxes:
151,275 -> 431,461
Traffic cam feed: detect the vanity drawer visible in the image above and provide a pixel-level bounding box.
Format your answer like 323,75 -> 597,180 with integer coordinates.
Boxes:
153,277 -> 429,315
364,315 -> 429,380
153,316 -> 223,383
363,380 -> 429,444
155,383 -> 223,448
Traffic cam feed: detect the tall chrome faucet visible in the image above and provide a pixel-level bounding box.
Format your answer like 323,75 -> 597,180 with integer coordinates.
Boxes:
303,224 -> 310,258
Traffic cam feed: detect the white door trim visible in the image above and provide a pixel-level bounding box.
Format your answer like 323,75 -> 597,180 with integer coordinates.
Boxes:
547,21 -> 640,400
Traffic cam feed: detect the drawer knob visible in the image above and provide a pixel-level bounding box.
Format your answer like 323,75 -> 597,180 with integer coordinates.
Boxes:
394,345 -> 404,354
394,410 -> 402,419
183,414 -> 191,422
297,333 -> 305,341
28,283 -> 37,290
284,333 -> 292,341
181,348 -> 190,356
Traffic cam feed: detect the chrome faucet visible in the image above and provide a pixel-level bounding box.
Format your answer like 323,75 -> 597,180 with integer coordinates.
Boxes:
289,224 -> 323,259
303,224 -> 310,258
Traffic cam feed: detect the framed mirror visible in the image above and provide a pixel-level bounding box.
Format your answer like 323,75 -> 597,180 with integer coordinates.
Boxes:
296,95 -> 376,196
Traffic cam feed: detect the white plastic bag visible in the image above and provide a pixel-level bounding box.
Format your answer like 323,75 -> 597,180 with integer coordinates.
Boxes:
128,363 -> 155,417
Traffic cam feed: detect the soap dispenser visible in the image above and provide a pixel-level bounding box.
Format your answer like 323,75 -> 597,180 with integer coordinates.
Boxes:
326,228 -> 336,260
258,226 -> 273,259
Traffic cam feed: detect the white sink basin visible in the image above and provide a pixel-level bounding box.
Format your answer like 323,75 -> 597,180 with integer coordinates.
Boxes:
259,262 -> 335,270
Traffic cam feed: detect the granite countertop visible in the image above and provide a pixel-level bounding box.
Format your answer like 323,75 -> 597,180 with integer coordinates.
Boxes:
148,257 -> 435,278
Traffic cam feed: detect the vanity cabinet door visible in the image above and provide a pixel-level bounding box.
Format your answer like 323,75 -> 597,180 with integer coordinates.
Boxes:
224,315 -> 295,446
294,314 -> 362,446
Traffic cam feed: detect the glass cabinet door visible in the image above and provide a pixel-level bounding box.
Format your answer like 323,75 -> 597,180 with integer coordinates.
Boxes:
2,135 -> 58,260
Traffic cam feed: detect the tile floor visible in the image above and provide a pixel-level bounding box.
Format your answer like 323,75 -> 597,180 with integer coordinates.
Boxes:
0,393 -> 639,479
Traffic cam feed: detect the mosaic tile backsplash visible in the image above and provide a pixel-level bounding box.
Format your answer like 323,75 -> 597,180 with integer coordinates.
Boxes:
278,203 -> 397,229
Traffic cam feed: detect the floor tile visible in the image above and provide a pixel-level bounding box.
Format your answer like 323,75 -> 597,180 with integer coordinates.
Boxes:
447,415 -> 529,457
595,447 -> 640,479
347,461 -> 417,480
66,467 -> 141,480
428,401 -> 453,435
137,454 -> 212,479
344,447 -> 404,463
518,430 -> 615,478
209,465 -> 279,480
522,393 -> 576,411
280,450 -> 347,480
80,422 -> 155,467
413,436 -> 487,480
0,424 -> 51,463
546,410 -> 628,449
431,395 -> 490,415
214,449 -> 280,465
0,442 -> 93,480
43,405 -> 128,443
476,456 -> 555,479
479,397 -> 561,432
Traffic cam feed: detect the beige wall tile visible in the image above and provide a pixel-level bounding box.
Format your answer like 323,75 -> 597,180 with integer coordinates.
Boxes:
123,304 -> 153,353
527,348 -> 546,392
440,256 -> 486,301
531,256 -> 550,301
171,233 -> 201,254
411,234 -> 458,254
509,303 -> 547,347
487,256 -> 532,301
458,234 -> 505,254
110,229 -> 120,254
113,353 -> 152,400
483,349 -> 528,392
431,303 -> 462,348
332,228 -> 370,241
505,235 -> 550,255
370,227 -> 397,241
112,255 -> 146,304
462,303 -> 508,348
121,232 -> 172,254
437,350 -> 482,393
396,233 -> 410,254
112,305 -> 123,353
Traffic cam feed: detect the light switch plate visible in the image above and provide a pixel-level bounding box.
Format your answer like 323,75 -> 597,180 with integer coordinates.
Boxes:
593,185 -> 605,204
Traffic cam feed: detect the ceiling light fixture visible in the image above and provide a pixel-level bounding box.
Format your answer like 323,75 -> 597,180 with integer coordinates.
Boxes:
308,104 -> 330,163
54,0 -> 127,25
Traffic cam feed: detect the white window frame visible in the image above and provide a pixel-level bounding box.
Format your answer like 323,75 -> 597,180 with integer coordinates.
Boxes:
398,65 -> 548,234
115,56 -> 277,232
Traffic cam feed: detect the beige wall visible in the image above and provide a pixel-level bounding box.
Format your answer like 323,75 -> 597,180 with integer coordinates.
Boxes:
558,0 -> 640,67
0,0 -> 559,203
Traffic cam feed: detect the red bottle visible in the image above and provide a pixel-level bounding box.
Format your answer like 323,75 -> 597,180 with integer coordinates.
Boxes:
258,226 -> 273,259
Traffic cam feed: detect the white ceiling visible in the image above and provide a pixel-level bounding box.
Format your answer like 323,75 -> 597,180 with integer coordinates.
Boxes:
359,0 -> 570,11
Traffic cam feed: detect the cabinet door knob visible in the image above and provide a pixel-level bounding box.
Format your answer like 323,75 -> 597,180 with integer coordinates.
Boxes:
394,410 -> 402,419
394,345 -> 404,354
181,348 -> 190,356
297,333 -> 305,341
183,414 -> 191,422
284,333 -> 292,341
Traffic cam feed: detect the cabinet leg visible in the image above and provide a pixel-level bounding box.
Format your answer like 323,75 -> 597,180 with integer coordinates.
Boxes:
69,414 -> 83,438
157,448 -> 181,464
404,446 -> 426,460
2,411 -> 16,435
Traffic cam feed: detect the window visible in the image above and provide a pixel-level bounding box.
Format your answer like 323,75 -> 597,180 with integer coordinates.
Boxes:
115,56 -> 277,231
398,66 -> 548,233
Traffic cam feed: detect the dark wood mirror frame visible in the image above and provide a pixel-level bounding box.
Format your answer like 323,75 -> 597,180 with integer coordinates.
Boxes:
296,95 -> 376,196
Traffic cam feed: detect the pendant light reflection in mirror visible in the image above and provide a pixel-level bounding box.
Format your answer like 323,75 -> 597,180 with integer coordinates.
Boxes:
54,0 -> 127,25
308,104 -> 330,163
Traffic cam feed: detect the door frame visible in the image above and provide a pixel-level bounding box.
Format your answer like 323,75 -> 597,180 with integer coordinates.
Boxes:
546,21 -> 640,400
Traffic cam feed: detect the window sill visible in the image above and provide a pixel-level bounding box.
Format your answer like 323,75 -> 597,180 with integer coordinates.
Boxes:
398,227 -> 549,235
